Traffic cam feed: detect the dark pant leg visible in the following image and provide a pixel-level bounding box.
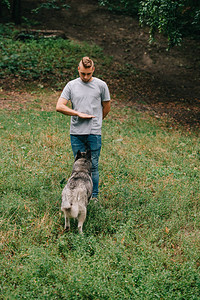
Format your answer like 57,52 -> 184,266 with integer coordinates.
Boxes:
87,135 -> 101,197
70,134 -> 101,197
70,135 -> 87,158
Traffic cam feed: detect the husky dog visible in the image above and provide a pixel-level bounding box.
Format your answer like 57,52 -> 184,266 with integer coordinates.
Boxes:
61,150 -> 93,233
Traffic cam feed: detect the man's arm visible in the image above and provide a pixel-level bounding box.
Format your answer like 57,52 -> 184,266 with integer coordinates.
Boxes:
56,97 -> 95,119
102,101 -> 111,119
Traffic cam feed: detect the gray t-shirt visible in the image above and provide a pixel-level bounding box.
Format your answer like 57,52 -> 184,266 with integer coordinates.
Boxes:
60,77 -> 110,135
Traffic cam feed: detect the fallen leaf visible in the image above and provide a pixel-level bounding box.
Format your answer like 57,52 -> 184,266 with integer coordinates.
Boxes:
165,227 -> 169,234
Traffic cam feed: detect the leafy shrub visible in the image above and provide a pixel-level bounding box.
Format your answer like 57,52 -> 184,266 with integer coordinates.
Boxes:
99,0 -> 200,46
2,0 -> 11,10
0,25 -> 110,88
139,0 -> 200,46
31,0 -> 70,14
99,0 -> 140,15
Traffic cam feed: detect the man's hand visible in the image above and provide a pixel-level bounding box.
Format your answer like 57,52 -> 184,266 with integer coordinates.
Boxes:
56,97 -> 95,119
77,112 -> 95,119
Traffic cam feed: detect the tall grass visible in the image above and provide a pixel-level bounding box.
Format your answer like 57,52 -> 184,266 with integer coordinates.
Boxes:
0,100 -> 199,299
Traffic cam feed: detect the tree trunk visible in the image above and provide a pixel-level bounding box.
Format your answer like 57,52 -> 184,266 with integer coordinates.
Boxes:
12,0 -> 21,25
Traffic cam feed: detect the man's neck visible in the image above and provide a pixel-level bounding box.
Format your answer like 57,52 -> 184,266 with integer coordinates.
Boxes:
80,77 -> 94,83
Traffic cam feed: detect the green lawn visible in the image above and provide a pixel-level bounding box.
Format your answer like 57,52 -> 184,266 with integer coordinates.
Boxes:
0,101 -> 199,299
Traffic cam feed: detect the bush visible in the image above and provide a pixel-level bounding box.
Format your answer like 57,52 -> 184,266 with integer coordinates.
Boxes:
139,0 -> 200,46
99,0 -> 140,15
0,24 -> 111,88
99,0 -> 200,46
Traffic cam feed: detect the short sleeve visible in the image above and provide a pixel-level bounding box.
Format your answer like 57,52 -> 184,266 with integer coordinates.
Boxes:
101,82 -> 110,102
60,82 -> 71,100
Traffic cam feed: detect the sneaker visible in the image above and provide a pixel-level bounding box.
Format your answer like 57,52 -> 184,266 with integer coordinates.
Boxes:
92,197 -> 98,203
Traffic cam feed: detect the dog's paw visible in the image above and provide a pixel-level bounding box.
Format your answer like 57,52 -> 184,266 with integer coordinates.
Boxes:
64,226 -> 70,232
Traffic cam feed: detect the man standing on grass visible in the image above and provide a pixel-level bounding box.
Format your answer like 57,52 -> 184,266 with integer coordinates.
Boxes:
56,56 -> 111,199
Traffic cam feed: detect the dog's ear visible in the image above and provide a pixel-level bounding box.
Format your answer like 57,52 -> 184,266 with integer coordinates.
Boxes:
75,150 -> 82,161
86,149 -> 91,160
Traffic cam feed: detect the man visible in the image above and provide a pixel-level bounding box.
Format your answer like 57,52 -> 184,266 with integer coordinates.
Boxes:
56,57 -> 111,199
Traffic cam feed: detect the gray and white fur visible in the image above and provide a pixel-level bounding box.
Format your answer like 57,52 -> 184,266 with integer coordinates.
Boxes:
61,150 -> 93,233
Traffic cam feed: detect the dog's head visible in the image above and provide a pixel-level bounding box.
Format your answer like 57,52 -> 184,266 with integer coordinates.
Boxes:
75,150 -> 91,162
73,150 -> 92,174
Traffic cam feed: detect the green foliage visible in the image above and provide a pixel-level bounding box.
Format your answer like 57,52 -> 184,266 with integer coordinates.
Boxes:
0,23 -> 15,38
99,0 -> 140,15
2,0 -> 11,10
1,0 -> 70,25
0,99 -> 199,298
99,0 -> 200,46
139,0 -> 200,46
31,0 -> 70,14
0,25 -> 109,89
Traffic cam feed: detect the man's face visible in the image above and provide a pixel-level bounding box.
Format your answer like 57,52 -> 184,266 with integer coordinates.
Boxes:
78,64 -> 95,83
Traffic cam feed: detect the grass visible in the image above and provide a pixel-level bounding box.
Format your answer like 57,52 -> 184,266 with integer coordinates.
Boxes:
0,24 -> 199,298
0,24 -> 112,90
0,100 -> 199,299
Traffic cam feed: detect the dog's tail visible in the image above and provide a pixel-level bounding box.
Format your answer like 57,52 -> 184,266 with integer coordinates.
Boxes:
61,201 -> 71,210
61,190 -> 79,218
61,200 -> 79,218
61,198 -> 72,209
61,189 -> 73,210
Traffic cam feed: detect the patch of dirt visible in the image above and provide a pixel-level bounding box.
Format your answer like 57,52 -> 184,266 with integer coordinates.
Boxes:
2,0 -> 200,129
0,90 -> 59,111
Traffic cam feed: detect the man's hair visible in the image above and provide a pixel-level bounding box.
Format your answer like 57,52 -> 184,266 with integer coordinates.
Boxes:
80,57 -> 94,68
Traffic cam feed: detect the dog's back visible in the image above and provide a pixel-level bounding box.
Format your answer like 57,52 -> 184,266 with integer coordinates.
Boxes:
61,173 -> 91,217
61,150 -> 93,233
